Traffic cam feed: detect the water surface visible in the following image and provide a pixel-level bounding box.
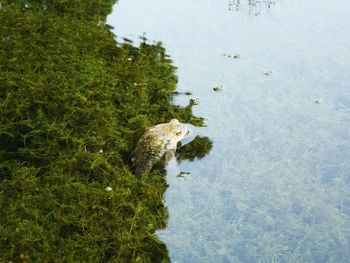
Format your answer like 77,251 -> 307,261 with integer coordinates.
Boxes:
108,1 -> 350,262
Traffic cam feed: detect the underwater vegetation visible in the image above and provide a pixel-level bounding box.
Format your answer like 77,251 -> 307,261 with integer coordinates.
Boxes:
110,0 -> 350,262
0,0 -> 211,262
176,136 -> 213,163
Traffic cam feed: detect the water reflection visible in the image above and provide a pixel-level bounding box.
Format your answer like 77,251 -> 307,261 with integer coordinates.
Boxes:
228,0 -> 276,15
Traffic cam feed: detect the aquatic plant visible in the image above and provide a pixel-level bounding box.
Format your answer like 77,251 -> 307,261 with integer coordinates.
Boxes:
176,136 -> 213,162
0,1 -> 209,262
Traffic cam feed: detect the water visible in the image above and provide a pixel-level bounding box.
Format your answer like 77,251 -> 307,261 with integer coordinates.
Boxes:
107,0 -> 350,262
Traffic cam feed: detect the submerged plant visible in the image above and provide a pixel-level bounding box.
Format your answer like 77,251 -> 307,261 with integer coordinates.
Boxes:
176,136 -> 213,162
0,1 -> 211,262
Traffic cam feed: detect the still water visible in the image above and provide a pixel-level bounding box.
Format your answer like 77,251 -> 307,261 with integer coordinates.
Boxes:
108,0 -> 350,262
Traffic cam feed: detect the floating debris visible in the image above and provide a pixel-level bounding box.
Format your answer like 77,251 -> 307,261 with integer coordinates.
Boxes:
230,53 -> 241,59
221,53 -> 241,59
314,99 -> 322,104
213,85 -> 223,92
263,70 -> 273,76
176,172 -> 191,178
173,91 -> 193,96
189,98 -> 200,105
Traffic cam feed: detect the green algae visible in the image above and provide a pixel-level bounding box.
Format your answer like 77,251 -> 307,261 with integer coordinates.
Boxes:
0,1 -> 211,262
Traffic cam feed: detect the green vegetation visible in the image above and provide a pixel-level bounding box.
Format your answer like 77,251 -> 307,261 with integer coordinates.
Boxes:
176,136 -> 213,162
0,1 -> 210,262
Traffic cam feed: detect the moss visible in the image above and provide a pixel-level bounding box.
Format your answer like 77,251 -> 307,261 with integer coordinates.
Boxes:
0,1 -> 210,262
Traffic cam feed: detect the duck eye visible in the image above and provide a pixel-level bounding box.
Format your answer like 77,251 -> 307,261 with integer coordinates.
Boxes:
176,131 -> 182,136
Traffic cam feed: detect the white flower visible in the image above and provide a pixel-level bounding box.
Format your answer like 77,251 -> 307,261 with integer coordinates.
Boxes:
105,186 -> 113,192
99,149 -> 103,153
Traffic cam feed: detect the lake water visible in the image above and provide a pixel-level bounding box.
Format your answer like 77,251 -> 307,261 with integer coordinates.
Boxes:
107,0 -> 350,262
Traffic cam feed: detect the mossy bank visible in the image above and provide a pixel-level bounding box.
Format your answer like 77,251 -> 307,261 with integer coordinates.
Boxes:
0,1 -> 209,262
